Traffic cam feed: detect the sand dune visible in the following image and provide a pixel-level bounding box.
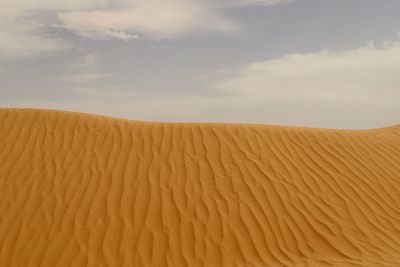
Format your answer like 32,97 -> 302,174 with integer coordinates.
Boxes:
0,108 -> 400,267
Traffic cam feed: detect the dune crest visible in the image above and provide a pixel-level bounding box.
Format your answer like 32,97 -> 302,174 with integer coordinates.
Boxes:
1,108 -> 400,267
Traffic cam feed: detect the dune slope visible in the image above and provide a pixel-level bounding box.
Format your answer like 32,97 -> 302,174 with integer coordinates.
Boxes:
0,108 -> 400,267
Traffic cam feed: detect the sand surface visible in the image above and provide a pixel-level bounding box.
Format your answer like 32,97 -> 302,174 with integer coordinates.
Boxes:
0,108 -> 400,267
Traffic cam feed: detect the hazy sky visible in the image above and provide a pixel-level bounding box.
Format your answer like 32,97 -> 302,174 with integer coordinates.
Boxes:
1,0 -> 399,128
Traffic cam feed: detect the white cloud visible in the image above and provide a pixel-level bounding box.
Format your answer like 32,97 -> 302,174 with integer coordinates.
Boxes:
0,0 -> 114,58
59,0 -> 295,40
59,0 -> 236,40
0,0 -> 293,57
0,18 -> 68,58
0,0 -> 111,16
217,39 -> 400,104
0,30 -> 66,59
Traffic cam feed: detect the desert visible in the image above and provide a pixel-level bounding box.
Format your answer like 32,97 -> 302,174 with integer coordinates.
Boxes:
0,108 -> 399,266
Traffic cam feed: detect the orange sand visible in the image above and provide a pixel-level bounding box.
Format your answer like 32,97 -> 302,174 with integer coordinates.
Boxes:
0,108 -> 400,267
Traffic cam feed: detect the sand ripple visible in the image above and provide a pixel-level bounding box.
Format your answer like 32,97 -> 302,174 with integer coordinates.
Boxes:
0,109 -> 400,266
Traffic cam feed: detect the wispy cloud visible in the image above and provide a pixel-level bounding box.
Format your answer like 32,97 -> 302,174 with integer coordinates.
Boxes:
59,0 -> 236,40
217,0 -> 293,7
70,87 -> 138,98
0,19 -> 68,58
217,38 -> 400,104
62,72 -> 113,83
0,0 -> 108,58
62,52 -> 113,83
0,0 -> 294,58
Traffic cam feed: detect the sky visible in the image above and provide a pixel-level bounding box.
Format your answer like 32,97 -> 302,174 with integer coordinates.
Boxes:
0,0 -> 399,129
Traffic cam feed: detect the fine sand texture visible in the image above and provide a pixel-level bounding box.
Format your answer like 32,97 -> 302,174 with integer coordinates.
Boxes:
1,108 -> 400,267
